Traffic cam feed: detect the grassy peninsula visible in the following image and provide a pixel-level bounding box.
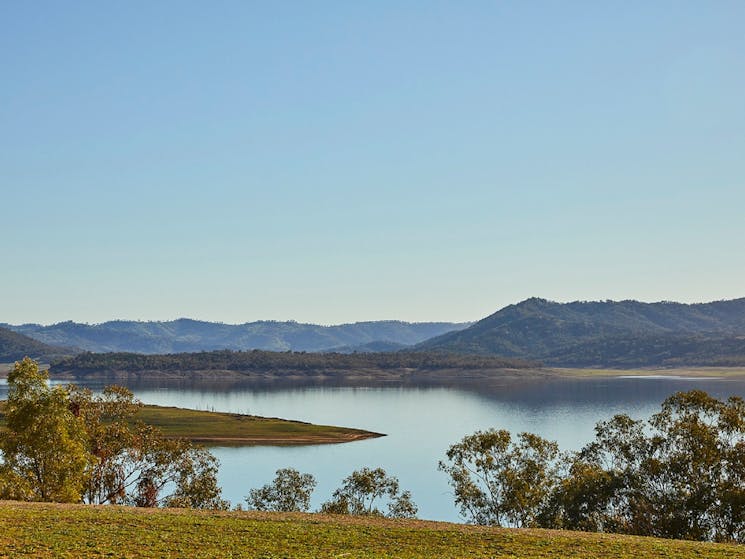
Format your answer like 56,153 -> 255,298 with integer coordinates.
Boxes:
1,501 -> 741,559
136,405 -> 382,445
0,402 -> 382,446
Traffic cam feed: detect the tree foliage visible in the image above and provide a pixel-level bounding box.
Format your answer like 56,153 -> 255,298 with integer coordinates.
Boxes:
0,358 -> 90,502
439,429 -> 560,527
0,358 -> 227,509
320,467 -> 417,519
441,390 -> 745,542
246,468 -> 317,512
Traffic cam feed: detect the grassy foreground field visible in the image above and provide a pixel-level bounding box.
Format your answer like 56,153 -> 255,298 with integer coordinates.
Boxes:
0,402 -> 382,446
0,501 -> 742,559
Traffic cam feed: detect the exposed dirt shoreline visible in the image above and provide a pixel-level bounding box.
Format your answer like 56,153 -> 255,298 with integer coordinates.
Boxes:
29,365 -> 745,383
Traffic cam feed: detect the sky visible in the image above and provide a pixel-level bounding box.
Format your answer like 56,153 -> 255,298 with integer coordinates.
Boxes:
1,1 -> 744,325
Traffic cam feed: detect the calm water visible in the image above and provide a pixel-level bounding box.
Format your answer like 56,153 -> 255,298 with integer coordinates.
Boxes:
4,375 -> 745,521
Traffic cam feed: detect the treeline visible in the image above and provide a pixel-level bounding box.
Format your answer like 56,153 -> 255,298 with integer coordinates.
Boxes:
50,349 -> 539,376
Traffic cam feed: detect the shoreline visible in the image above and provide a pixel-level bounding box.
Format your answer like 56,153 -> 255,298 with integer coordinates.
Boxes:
6,363 -> 745,386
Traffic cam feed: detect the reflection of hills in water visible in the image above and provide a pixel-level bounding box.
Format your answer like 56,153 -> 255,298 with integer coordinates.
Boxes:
95,375 -> 745,412
25,374 -> 745,422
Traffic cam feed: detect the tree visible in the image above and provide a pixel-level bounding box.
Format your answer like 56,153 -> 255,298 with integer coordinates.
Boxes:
66,384 -> 228,510
646,390 -> 745,541
320,467 -> 417,518
246,468 -> 317,512
0,358 -> 91,502
439,429 -> 560,527
66,384 -> 145,505
542,414 -> 649,534
161,440 -> 229,510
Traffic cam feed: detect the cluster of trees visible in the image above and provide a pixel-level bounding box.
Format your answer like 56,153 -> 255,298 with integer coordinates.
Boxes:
51,349 -> 537,376
439,390 -> 745,542
244,466 -> 417,519
0,358 -> 227,508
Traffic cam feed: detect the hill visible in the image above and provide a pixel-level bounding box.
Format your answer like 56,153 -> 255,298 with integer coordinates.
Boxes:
1,501 -> 740,558
3,319 -> 469,354
0,326 -> 76,363
418,297 -> 745,367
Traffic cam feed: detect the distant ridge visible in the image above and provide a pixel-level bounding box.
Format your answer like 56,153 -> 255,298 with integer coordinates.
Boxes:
417,297 -> 745,367
3,319 -> 470,355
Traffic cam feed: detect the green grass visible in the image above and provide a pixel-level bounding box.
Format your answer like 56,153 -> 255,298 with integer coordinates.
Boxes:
0,402 -> 382,446
136,405 -> 383,445
0,501 -> 741,558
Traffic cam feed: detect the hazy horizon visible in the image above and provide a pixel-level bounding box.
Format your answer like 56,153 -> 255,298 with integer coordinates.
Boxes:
3,2 -> 744,325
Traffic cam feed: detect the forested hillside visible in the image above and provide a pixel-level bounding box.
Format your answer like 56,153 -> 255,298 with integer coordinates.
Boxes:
418,298 -> 745,367
0,326 -> 75,362
4,319 -> 469,354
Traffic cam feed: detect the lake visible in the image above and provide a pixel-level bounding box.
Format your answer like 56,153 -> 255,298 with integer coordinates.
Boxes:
4,375 -> 745,522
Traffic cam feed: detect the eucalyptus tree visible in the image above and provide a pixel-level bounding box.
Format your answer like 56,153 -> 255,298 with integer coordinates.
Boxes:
246,468 -> 317,512
439,429 -> 560,527
320,467 -> 417,519
0,358 -> 90,503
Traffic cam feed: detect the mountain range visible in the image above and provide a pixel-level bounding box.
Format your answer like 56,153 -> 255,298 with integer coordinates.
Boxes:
4,297 -> 745,368
2,319 -> 470,355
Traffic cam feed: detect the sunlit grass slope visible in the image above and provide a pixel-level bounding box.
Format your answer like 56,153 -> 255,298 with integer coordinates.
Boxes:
137,405 -> 382,445
0,502 -> 742,559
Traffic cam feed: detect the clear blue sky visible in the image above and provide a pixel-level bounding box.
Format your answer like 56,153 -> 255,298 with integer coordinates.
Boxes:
2,1 -> 744,325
